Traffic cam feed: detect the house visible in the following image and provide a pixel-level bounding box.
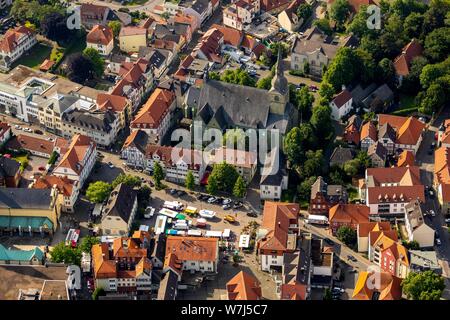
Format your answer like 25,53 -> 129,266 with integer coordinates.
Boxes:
329,146 -> 354,167
0,122 -> 11,146
61,109 -> 119,148
192,28 -> 224,65
363,166 -> 425,217
378,122 -> 396,155
121,130 -> 151,168
434,146 -> 450,213
409,250 -> 441,274
80,3 -> 111,29
370,232 -> 409,278
352,271 -> 402,300
130,88 -> 175,143
361,84 -> 394,113
165,236 -> 219,273
438,119 -> 450,148
189,0 -> 214,25
157,270 -> 179,300
259,147 -> 288,202
0,0 -> 12,9
279,232 -> 312,300
207,147 -> 257,183
0,244 -> 44,265
111,58 -> 154,111
6,134 -> 56,158
404,199 -> 434,248
226,271 -> 262,300
97,93 -> 131,131
309,176 -> 347,216
397,150 -> 415,167
0,157 -> 21,188
310,238 -> 334,288
290,27 -> 356,78
344,115 -> 362,145
173,12 -> 201,32
150,233 -> 166,269
367,141 -> 387,168
174,55 -> 211,85
91,232 -> 152,293
189,52 -> 297,140
53,134 -> 97,188
145,145 -> 205,185
0,26 -> 37,71
0,187 -> 61,234
393,39 -> 423,86
356,222 -> 393,253
31,175 -> 78,213
261,0 -> 291,12
328,204 -> 370,235
278,0 -> 305,33
100,183 -> 138,237
360,121 -> 377,151
223,0 -> 260,31
86,25 -> 114,56
378,114 -> 425,155
119,27 -> 148,53
257,202 -> 299,272
330,89 -> 353,120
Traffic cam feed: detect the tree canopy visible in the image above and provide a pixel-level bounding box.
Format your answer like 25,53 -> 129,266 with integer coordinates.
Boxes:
402,270 -> 445,300
86,181 -> 112,203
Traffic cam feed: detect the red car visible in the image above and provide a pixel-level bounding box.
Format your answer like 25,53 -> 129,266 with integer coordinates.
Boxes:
38,166 -> 45,171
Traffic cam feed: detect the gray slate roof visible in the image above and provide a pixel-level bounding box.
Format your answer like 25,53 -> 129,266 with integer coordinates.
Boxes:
0,188 -> 52,210
62,108 -> 116,133
0,157 -> 20,178
330,146 -> 354,167
102,183 -> 137,224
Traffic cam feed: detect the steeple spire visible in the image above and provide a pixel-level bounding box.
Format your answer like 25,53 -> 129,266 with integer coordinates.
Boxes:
270,47 -> 288,95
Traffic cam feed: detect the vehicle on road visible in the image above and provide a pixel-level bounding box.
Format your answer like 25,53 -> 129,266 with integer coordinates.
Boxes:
429,190 -> 435,198
436,238 -> 442,246
199,209 -> 216,219
224,215 -> 236,223
444,218 -> 450,224
347,255 -> 357,262
430,209 -> 436,217
332,287 -> 345,294
222,198 -> 232,205
222,204 -> 231,210
207,197 -> 217,204
233,201 -> 243,209
14,125 -> 22,130
196,218 -> 207,228
177,190 -> 186,197
24,128 -> 32,132
169,189 -> 178,195
38,166 -> 45,171
324,238 -> 335,246
144,206 -> 155,219
107,162 -> 114,169
247,211 -> 258,218
163,201 -> 184,211
305,214 -> 329,225
34,129 -> 43,135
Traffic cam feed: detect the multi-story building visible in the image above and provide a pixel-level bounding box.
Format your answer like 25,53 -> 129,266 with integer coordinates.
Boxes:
328,204 -> 370,235
223,0 -> 260,31
352,271 -> 402,300
370,233 -> 410,279
357,222 -> 395,253
434,146 -> 450,214
0,26 -> 37,71
329,89 -> 353,120
226,271 -> 262,300
309,176 -> 347,216
121,130 -> 151,169
404,199 -> 434,248
91,231 -> 152,293
257,202 -> 300,272
86,24 -> 114,56
119,26 -> 148,53
97,93 -> 131,131
0,157 -> 21,188
360,121 -> 377,151
164,236 -> 219,273
207,147 -> 257,184
53,134 -> 97,188
31,175 -> 78,213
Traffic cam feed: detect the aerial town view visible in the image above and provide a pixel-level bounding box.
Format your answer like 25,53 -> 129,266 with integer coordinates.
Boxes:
0,0 -> 449,306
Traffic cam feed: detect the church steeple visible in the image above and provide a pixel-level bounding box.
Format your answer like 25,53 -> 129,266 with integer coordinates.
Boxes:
270,48 -> 288,96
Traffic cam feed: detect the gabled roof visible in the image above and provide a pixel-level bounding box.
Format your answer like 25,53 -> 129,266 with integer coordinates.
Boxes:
360,121 -> 377,142
55,134 -> 95,175
131,88 -> 175,129
119,26 -> 147,37
0,188 -> 53,210
0,26 -> 34,54
6,134 -> 55,156
329,204 -> 370,224
331,89 -> 352,109
0,157 -> 20,178
32,175 -> 75,197
397,150 -> 415,167
352,271 -> 402,300
86,24 -> 113,46
0,244 -> 44,262
378,114 -> 425,146
102,183 -> 137,224
366,166 -> 422,186
393,39 -> 423,76
165,236 -> 218,262
226,271 -> 262,300
330,146 -> 354,166
97,93 -> 129,113
372,233 -> 409,266
367,141 -> 387,160
211,24 -> 243,47
122,130 -> 149,154
357,222 -> 392,238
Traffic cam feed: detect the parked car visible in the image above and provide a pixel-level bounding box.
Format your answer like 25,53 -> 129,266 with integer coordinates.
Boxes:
247,211 -> 258,218
14,125 -> 22,130
170,189 -> 178,195
34,129 -> 43,135
177,190 -> 186,197
324,238 -> 335,246
224,215 -> 236,223
430,209 -> 436,217
444,218 -> 450,224
233,201 -> 243,209
222,204 -> 231,210
429,190 -> 435,198
24,128 -> 32,132
207,197 -> 217,204
107,162 -> 114,169
347,255 -> 357,262
436,238 -> 442,246
222,198 -> 232,205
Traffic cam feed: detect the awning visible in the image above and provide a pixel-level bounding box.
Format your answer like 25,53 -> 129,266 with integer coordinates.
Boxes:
0,216 -> 54,230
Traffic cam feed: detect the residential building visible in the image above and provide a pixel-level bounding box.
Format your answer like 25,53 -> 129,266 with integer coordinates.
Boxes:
393,39 -> 423,86
130,88 -> 175,143
310,239 -> 334,289
80,3 -> 111,29
223,0 -> 260,31
367,141 -> 387,168
192,28 -> 224,65
329,146 -> 354,167
257,202 -> 299,272
226,271 -> 262,300
6,134 -> 57,158
361,84 -> 394,113
0,0 -> 12,9
86,25 -> 114,56
438,119 -> 450,148
370,233 -> 409,278
188,0 -> 215,25
0,157 -> 21,188
309,176 -> 347,216
207,147 -> 257,183
357,222 -> 394,253
363,166 -> 425,217
397,150 -> 415,167
260,167 -> 289,201
404,199 -> 434,248
277,0 -> 305,33
145,145 -> 205,185
53,134 -> 97,188
121,130 -> 151,168
360,121 -> 377,151
157,270 -> 179,300
100,183 -> 138,237
344,114 -> 362,145
378,114 -> 425,155
409,250 -> 441,274
328,204 -> 370,235
434,146 -> 450,213
0,187 -> 61,234
165,236 -> 219,273
329,89 -> 353,120
0,244 -> 44,265
97,93 -> 131,131
91,232 -> 152,293
0,122 -> 11,146
291,27 -> 357,78
0,26 -> 37,71
119,27 -> 148,53
261,0 -> 291,12
377,122 -> 396,155
31,175 -> 78,213
352,271 -> 402,300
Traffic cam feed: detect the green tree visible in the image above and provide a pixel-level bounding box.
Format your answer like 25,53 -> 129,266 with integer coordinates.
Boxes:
318,81 -> 336,104
323,288 -> 333,300
336,225 -> 357,247
296,86 -> 315,120
284,126 -> 304,166
424,27 -> 450,62
92,287 -> 105,300
86,181 -> 112,203
256,75 -> 273,90
420,57 -> 450,88
356,151 -> 372,173
298,176 -> 317,202
50,242 -> 82,265
83,48 -> 105,77
311,103 -> 334,142
378,58 -> 397,88
330,0 -> 351,28
346,5 -> 376,38
403,12 -> 424,39
111,174 -> 142,189
233,175 -> 247,198
297,3 -> 313,21
108,21 -> 122,37
185,170 -> 195,191
79,236 -> 100,253
323,47 -> 360,92
402,270 -> 445,300
208,162 -> 239,193
209,71 -> 220,80
344,159 -> 360,177
313,18 -> 332,36
220,69 -> 256,87
137,185 -> 152,206
206,173 -> 219,195
153,161 -> 164,189
300,150 -> 324,178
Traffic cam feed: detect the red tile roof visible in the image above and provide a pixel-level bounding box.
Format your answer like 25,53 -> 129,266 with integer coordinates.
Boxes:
360,121 -> 377,142
367,185 -> 425,204
329,204 -> 370,224
211,24 -> 243,47
0,26 -> 34,54
397,150 -> 415,167
6,134 -> 55,156
119,26 -> 147,37
165,236 -> 218,262
353,271 -> 402,300
378,114 -> 425,146
56,134 -> 95,175
366,166 -> 422,186
193,28 -> 223,63
226,271 -> 262,300
32,175 -> 75,197
87,24 -> 113,46
332,89 -> 352,109
393,39 -> 423,76
131,88 -> 174,129
97,93 -> 129,113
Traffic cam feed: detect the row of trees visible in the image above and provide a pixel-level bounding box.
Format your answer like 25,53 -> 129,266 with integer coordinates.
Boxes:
50,236 -> 99,265
206,163 -> 247,198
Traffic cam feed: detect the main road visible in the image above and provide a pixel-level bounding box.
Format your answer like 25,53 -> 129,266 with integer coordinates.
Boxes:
76,0 -> 165,13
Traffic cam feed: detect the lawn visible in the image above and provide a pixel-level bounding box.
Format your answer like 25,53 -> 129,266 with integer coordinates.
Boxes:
392,94 -> 419,116
12,43 -> 52,69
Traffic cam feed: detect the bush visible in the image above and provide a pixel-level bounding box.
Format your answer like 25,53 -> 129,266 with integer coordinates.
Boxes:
92,287 -> 105,300
289,69 -> 305,77
48,151 -> 59,165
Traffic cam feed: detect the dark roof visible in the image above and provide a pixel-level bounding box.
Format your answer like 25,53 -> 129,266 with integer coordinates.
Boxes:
283,234 -> 311,286
0,188 -> 52,210
102,183 -> 137,224
151,233 -> 166,263
149,49 -> 168,70
347,114 -> 362,130
260,169 -> 285,186
0,157 -> 20,178
330,146 -> 354,166
378,123 -> 396,141
157,270 -> 178,300
62,109 -> 116,133
192,0 -> 209,14
368,141 -> 387,160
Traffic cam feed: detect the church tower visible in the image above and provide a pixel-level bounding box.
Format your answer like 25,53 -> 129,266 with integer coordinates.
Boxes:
269,48 -> 289,115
